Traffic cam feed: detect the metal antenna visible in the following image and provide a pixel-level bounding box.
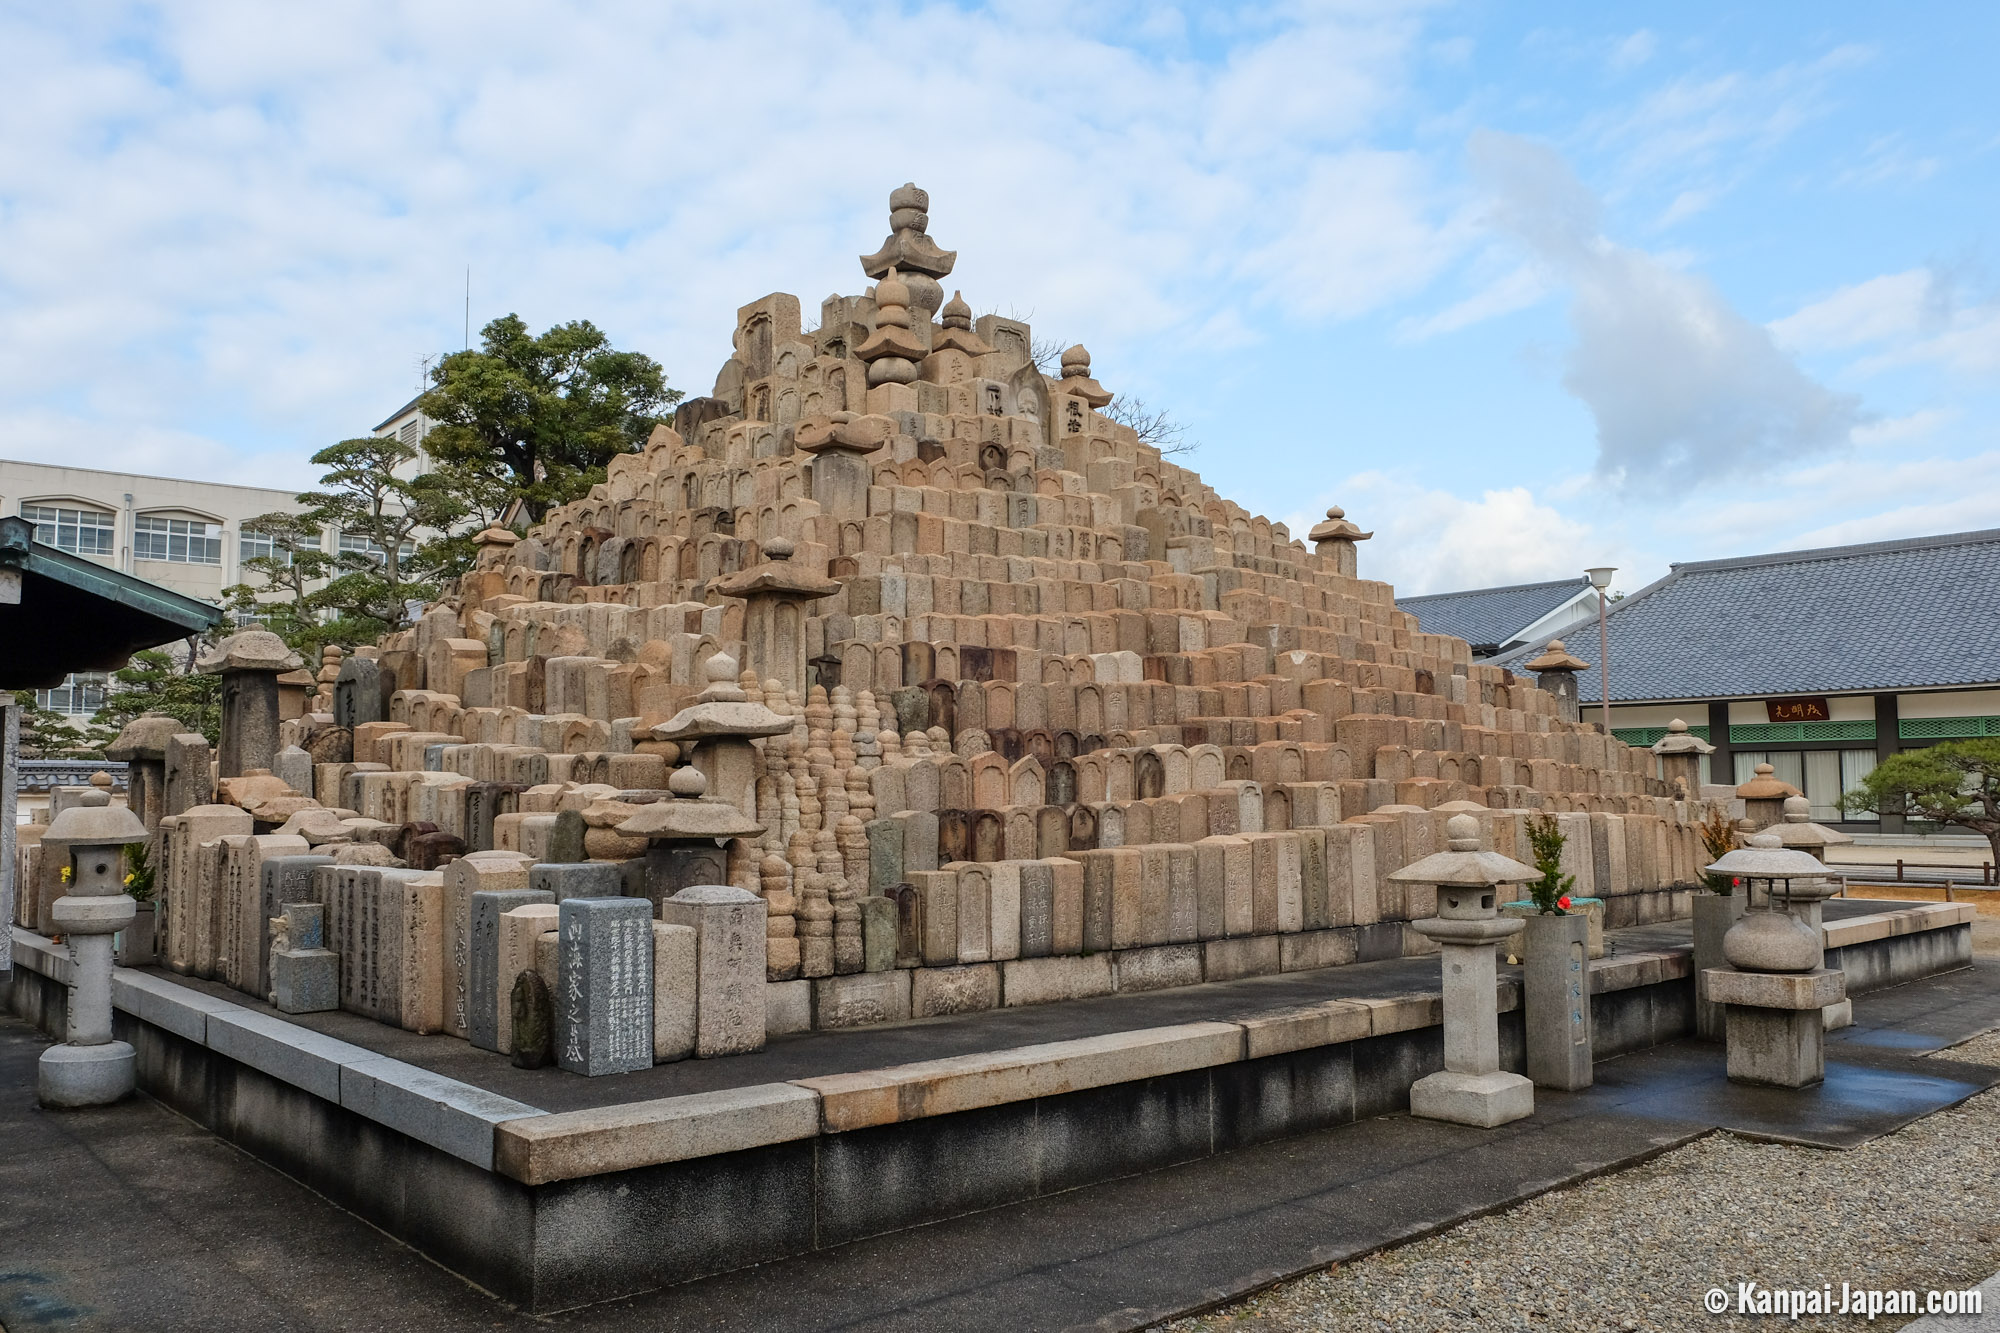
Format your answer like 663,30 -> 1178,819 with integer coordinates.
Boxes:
465,266 -> 471,350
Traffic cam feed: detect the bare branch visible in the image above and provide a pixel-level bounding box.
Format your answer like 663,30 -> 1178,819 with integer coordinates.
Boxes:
1103,394 -> 1200,456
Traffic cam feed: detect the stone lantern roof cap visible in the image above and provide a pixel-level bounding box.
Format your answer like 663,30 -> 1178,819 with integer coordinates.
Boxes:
44,802 -> 149,847
933,291 -> 994,355
794,412 -> 893,456
1523,638 -> 1590,673
615,765 -> 765,840
1769,794 -> 1855,849
651,653 -> 794,741
196,629 -> 303,674
1307,506 -> 1372,544
1706,830 -> 1829,880
1650,717 -> 1715,756
709,542 -> 840,601
860,182 -> 957,280
1057,345 -> 1113,408
1736,762 -> 1801,799
1386,814 -> 1539,887
103,712 -> 183,761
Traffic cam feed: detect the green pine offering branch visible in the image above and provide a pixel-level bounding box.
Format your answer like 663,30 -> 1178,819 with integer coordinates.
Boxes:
1525,814 -> 1575,914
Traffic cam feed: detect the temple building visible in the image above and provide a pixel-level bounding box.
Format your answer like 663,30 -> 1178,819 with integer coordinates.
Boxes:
1496,528 -> 2000,832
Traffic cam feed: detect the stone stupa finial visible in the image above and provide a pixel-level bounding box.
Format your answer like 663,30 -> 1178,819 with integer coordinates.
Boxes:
1058,344 -> 1112,408
857,266 -> 924,386
934,288 -> 992,356
859,183 -> 955,324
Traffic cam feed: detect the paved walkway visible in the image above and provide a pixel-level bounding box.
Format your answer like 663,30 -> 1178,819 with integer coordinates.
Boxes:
4,957 -> 1996,1332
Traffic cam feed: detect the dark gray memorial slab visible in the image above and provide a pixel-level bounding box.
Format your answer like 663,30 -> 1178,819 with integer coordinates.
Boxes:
555,896 -> 654,1076
469,888 -> 556,1052
531,862 -> 622,901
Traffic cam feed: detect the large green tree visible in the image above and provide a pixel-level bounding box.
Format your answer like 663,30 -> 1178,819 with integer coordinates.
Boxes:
226,435 -> 471,654
419,314 -> 678,521
95,646 -> 223,747
16,694 -> 110,759
228,511 -> 336,656
1842,739 -> 2000,865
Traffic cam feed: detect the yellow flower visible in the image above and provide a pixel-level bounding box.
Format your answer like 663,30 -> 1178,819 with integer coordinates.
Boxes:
124,872 -> 136,886
59,866 -> 72,884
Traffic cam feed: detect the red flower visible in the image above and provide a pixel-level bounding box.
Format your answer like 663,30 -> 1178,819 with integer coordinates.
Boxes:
1557,895 -> 1572,910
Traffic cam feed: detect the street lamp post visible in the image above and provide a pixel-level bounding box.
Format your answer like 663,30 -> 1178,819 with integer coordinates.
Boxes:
1585,566 -> 1616,736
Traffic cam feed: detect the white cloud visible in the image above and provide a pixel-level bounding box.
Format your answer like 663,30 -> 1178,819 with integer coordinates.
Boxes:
0,1 -> 1451,484
1693,451 -> 2000,552
1772,268 -> 2000,375
1771,270 -> 1933,352
1470,130 -> 1865,487
1243,150 -> 1463,320
1609,29 -> 1657,73
1833,135 -> 1941,189
1292,473 -> 1615,597
1583,44 -> 1872,221
1396,263 -> 1545,340
1852,409 -> 1955,446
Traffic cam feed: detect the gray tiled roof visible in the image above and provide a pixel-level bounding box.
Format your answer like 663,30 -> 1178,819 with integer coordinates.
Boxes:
1494,528 -> 2000,702
1398,576 -> 1593,653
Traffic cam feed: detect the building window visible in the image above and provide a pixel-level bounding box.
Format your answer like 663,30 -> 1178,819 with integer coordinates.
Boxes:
22,503 -> 116,557
398,419 -> 423,446
1734,749 -> 1879,823
135,515 -> 223,564
1840,750 -> 1880,823
240,529 -> 319,566
36,672 -> 108,715
339,531 -> 416,565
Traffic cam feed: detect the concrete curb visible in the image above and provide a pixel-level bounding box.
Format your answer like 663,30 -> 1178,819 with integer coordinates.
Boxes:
10,900 -> 1963,1187
14,927 -> 541,1169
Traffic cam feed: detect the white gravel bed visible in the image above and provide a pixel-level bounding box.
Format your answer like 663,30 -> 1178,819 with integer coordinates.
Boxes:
1159,1030 -> 2000,1333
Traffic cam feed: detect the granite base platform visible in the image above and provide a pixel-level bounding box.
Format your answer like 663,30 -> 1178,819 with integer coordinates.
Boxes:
5,898 -> 1973,1314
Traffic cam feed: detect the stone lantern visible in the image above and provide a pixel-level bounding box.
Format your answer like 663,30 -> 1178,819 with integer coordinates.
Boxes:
1387,813 -> 1539,1127
1649,718 -> 1715,799
1735,762 -> 1800,831
38,801 -> 150,1107
1524,640 -> 1591,725
1702,832 -> 1845,1087
197,629 -> 305,779
1767,795 -> 1856,1029
1769,794 -> 1855,856
709,539 -> 839,696
616,766 -> 766,911
648,652 -> 793,819
1306,506 -> 1372,578
795,413 -> 891,527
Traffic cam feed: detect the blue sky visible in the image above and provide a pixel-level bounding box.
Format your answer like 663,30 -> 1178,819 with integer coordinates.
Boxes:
3,1 -> 1995,595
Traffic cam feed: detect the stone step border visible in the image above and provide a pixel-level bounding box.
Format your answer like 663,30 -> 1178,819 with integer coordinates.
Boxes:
10,927 -> 542,1170
1825,900 -> 1974,949
494,948 -> 1703,1185
12,899 -> 1969,1188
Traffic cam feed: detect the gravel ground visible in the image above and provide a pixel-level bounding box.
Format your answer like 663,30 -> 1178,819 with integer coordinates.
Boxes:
1159,1030 -> 2000,1333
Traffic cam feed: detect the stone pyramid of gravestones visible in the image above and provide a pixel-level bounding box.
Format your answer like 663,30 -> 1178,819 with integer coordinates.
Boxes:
155,183 -> 1698,1043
